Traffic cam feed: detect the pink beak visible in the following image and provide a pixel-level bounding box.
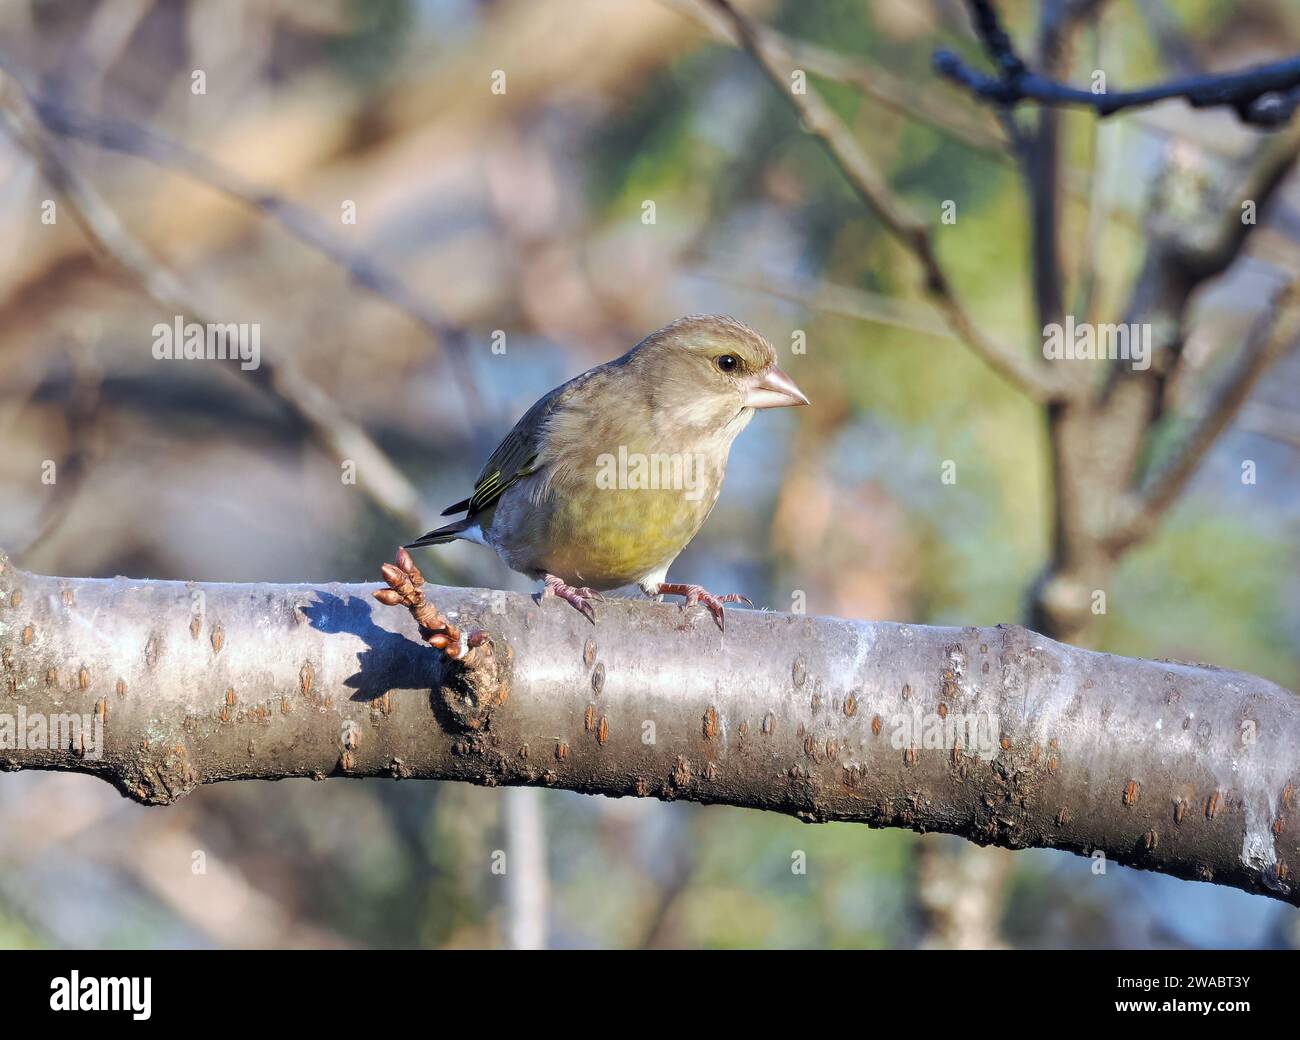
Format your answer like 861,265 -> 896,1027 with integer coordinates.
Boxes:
744,366 -> 810,409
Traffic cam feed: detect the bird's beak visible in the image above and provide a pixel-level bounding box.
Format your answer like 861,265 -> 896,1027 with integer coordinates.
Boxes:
744,366 -> 810,409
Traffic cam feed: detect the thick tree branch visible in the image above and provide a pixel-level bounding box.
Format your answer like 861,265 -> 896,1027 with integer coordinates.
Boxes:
697,0 -> 1070,403
1027,120 -> 1300,644
0,550 -> 1296,906
936,0 -> 1300,127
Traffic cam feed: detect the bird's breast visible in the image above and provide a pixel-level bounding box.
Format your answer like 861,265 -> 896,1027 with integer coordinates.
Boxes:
488,445 -> 727,589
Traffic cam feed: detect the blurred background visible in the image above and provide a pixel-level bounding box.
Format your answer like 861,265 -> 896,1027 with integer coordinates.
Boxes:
0,0 -> 1297,948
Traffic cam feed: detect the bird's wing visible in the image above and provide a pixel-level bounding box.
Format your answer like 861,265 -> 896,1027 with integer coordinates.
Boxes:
446,368 -> 604,519
464,419 -> 544,516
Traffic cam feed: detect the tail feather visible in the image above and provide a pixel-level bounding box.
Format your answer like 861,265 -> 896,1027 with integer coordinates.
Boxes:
405,516 -> 475,549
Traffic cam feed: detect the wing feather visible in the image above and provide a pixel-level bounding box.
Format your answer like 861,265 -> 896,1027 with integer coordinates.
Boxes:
443,366 -> 605,519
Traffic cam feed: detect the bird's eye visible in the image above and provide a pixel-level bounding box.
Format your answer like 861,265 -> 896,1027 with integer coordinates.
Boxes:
715,354 -> 738,373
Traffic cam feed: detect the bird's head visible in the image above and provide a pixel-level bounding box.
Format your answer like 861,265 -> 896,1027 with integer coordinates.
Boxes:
628,315 -> 809,433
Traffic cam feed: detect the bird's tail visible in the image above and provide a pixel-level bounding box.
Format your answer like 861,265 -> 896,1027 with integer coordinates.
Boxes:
405,517 -> 474,549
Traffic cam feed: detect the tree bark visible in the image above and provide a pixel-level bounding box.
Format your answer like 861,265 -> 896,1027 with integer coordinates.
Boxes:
0,551 -> 1296,905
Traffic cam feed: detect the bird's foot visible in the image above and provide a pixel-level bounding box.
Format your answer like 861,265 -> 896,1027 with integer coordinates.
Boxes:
648,582 -> 751,632
540,574 -> 602,624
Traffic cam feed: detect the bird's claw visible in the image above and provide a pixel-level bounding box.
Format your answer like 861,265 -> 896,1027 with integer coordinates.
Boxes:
541,574 -> 600,624
651,583 -> 751,632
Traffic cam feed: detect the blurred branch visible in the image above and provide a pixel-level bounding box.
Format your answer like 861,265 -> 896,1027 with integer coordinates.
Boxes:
1101,127 -> 1300,468
923,1 -> 1111,941
693,265 -> 957,340
635,828 -> 696,948
696,0 -> 1070,403
1021,0 -> 1107,335
936,0 -> 1300,128
1108,287 -> 1300,552
674,0 -> 1128,219
55,0 -> 155,104
14,347 -> 104,563
0,53 -> 487,432
1,551 -> 1299,907
912,836 -> 1012,948
502,787 -> 548,949
1028,121 -> 1300,645
675,0 -> 1010,155
0,66 -> 466,575
110,822 -> 353,948
1233,400 -> 1300,451
1072,18 -> 1110,323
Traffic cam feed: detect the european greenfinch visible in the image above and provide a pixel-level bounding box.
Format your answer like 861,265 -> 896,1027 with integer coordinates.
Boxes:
407,315 -> 808,628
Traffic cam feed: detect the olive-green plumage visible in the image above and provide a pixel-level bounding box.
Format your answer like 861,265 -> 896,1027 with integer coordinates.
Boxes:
408,315 -> 807,606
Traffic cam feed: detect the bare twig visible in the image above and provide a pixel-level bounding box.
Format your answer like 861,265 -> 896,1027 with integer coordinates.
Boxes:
696,0 -> 1070,403
376,547 -> 505,730
1098,128 -> 1300,490
692,264 -> 957,340
937,0 -> 1300,128
674,0 -> 1011,155
376,547 -> 474,659
679,0 -> 1134,215
1109,285 -> 1300,551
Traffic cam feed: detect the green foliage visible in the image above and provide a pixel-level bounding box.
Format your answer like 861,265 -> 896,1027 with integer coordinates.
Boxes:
1102,512 -> 1297,688
587,49 -> 727,214
326,0 -> 414,85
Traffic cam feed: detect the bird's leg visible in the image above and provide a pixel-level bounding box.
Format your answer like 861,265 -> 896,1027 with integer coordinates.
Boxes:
646,582 -> 752,632
541,573 -> 602,624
